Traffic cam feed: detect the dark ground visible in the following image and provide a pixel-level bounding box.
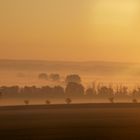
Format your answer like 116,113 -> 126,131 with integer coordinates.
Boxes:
0,103 -> 140,140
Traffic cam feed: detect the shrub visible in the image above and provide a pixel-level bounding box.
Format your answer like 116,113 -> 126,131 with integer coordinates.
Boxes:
0,92 -> 2,98
24,100 -> 29,105
132,98 -> 138,103
65,98 -> 72,104
108,97 -> 114,103
45,100 -> 51,105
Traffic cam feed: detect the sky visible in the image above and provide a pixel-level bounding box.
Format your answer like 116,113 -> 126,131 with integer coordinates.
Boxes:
0,0 -> 140,62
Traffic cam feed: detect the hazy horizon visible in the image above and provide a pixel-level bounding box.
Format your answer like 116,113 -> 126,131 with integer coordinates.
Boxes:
0,0 -> 140,98
0,59 -> 139,87
0,58 -> 139,63
1,1 -> 140,139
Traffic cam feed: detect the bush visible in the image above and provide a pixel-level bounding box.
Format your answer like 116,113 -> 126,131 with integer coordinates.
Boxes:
0,92 -> 2,98
65,98 -> 72,104
108,97 -> 114,103
45,100 -> 51,105
24,100 -> 29,105
132,98 -> 138,103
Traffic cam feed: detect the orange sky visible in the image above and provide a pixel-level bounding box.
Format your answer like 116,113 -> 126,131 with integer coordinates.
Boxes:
0,0 -> 140,62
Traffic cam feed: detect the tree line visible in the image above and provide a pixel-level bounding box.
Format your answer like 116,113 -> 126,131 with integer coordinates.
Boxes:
0,74 -> 140,99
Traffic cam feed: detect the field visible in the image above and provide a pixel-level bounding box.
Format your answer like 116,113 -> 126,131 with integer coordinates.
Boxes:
0,103 -> 140,140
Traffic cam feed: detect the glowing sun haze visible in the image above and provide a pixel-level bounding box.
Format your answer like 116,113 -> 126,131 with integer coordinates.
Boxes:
0,0 -> 140,62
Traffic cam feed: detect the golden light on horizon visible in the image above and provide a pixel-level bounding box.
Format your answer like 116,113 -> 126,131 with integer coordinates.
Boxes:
91,0 -> 139,25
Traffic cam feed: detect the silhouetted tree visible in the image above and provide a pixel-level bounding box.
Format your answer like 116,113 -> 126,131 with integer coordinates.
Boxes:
98,86 -> 114,97
132,89 -> 137,98
85,88 -> 94,97
132,88 -> 140,98
65,82 -> 84,98
108,97 -> 114,103
136,88 -> 140,97
45,100 -> 51,105
20,86 -> 40,98
115,85 -> 128,97
38,73 -> 48,80
24,100 -> 29,105
132,98 -> 138,103
0,86 -> 19,98
92,82 -> 97,95
65,98 -> 72,104
65,74 -> 81,84
21,86 -> 32,95
0,92 -> 2,99
49,73 -> 60,81
40,86 -> 53,98
52,86 -> 65,98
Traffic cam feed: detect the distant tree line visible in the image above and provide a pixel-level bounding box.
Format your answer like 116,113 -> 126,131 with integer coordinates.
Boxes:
0,84 -> 140,99
0,74 -> 140,99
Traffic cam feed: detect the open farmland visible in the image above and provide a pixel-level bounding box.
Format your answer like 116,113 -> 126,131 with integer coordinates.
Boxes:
0,103 -> 140,140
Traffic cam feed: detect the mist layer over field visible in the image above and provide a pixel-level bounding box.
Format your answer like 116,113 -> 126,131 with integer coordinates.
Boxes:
0,60 -> 140,87
0,60 -> 140,106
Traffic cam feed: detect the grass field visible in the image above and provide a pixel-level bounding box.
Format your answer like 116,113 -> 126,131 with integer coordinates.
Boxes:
0,103 -> 140,140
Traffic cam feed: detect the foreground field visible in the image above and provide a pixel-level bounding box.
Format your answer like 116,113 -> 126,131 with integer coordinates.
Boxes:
0,103 -> 140,140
